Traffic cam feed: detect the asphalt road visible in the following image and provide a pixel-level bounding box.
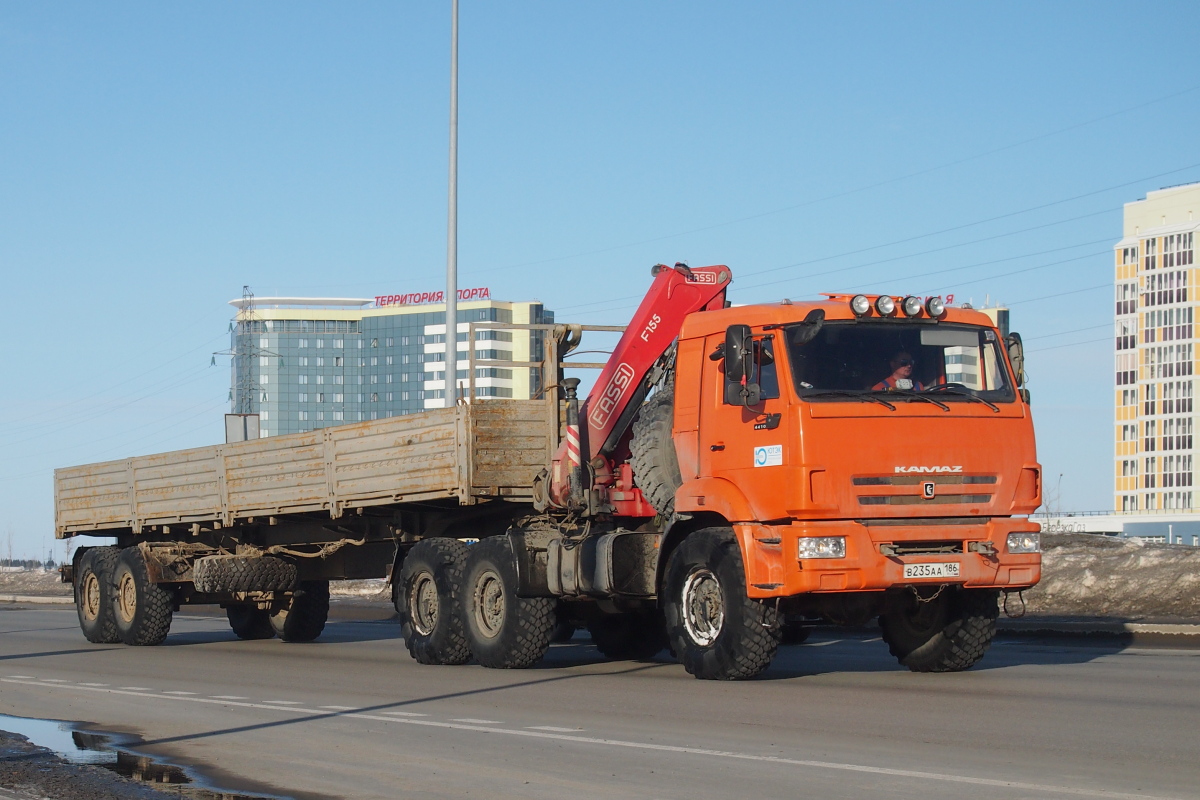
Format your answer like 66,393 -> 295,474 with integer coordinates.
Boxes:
0,605 -> 1197,800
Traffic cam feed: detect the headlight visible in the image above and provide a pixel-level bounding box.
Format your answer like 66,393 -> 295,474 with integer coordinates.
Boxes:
798,537 -> 846,559
925,296 -> 945,318
875,295 -> 895,316
850,295 -> 871,316
901,296 -> 923,317
1006,532 -> 1040,554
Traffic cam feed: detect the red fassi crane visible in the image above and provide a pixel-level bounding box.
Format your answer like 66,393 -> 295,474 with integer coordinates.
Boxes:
546,263 -> 732,515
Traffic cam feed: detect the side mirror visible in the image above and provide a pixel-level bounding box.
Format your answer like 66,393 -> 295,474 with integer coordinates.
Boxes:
791,308 -> 825,345
723,324 -> 760,406
1006,332 -> 1028,403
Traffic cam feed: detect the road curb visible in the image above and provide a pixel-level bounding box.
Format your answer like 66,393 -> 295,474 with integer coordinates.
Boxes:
0,595 -> 74,605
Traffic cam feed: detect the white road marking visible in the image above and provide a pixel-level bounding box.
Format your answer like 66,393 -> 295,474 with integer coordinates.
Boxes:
119,687 -> 150,691
0,677 -> 1180,800
79,683 -> 109,687
380,711 -> 428,717
7,675 -> 33,679
261,700 -> 301,705
528,726 -> 583,732
212,695 -> 248,700
862,637 -> 882,643
319,705 -> 355,711
163,691 -> 196,696
41,678 -> 67,682
802,640 -> 837,647
450,718 -> 499,724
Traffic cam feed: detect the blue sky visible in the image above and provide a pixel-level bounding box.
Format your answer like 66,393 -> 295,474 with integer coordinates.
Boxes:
2,2 -> 1198,559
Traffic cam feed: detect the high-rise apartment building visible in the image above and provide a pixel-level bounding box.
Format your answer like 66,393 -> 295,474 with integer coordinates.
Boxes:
1114,182 -> 1199,512
229,290 -> 554,438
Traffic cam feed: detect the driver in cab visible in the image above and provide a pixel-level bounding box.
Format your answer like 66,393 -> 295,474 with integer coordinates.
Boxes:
873,351 -> 924,391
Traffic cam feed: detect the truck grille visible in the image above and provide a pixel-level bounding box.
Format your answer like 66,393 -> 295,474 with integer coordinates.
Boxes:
853,475 -> 997,486
858,494 -> 992,506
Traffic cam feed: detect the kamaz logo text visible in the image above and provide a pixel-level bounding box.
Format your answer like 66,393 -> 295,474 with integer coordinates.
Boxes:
894,466 -> 963,474
589,363 -> 636,428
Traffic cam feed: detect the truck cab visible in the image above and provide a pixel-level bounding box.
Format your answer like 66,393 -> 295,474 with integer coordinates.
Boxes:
672,294 -> 1042,603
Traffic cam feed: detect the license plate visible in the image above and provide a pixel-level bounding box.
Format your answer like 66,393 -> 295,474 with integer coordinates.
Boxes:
903,562 -> 960,580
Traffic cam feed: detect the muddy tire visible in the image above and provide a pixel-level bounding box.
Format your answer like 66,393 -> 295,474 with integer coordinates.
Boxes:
461,537 -> 555,669
226,605 -> 275,640
588,610 -> 667,660
663,527 -> 780,680
630,388 -> 682,517
76,547 -> 121,644
112,547 -> 174,647
193,555 -> 297,594
270,580 -> 329,643
879,587 -> 999,672
398,539 -> 471,665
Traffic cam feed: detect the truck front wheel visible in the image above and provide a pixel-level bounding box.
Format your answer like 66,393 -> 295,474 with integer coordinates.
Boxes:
270,580 -> 329,642
112,547 -> 174,646
663,527 -> 780,680
461,537 -> 554,669
879,587 -> 999,672
76,547 -> 121,644
399,538 -> 471,665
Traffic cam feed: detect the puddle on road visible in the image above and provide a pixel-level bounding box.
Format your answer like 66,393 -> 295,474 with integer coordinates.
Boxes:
0,713 -> 288,799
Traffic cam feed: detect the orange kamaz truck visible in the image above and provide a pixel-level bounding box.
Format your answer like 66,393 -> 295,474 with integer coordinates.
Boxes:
57,263 -> 1040,679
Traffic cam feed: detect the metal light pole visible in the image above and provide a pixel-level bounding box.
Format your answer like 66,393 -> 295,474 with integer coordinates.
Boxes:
444,0 -> 459,407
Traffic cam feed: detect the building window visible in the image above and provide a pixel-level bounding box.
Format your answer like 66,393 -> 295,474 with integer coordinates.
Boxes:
386,337 -> 394,347
316,357 -> 324,367
333,411 -> 344,421
299,375 -> 308,385
370,375 -> 378,384
358,340 -> 365,349
261,411 -> 269,420
317,411 -> 324,421
334,375 -> 344,384
386,375 -> 393,383
317,375 -> 325,385
259,337 -> 269,348
316,339 -> 325,349
371,393 -> 379,403
298,411 -> 308,421
299,392 -> 308,402
335,393 -> 344,403
298,356 -> 308,366
334,356 -> 343,367
371,357 -> 378,366
386,392 -> 393,401
371,338 -> 379,348
386,356 -> 393,366
316,393 -> 324,403
299,339 -> 308,348
334,339 -> 343,348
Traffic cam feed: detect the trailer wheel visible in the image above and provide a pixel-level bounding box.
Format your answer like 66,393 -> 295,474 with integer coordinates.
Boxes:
76,547 -> 121,644
398,539 -> 471,665
587,610 -> 667,660
193,555 -> 297,594
663,527 -> 780,680
226,605 -> 275,640
461,537 -> 554,669
630,388 -> 682,517
112,547 -> 174,647
270,581 -> 329,643
879,587 -> 999,672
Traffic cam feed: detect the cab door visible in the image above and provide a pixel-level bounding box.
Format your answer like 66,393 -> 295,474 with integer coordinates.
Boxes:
697,331 -> 793,520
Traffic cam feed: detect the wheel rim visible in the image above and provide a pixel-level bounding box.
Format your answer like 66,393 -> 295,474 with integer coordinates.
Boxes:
81,572 -> 101,622
409,572 -> 439,636
681,568 -> 724,647
472,568 -> 505,640
117,571 -> 138,624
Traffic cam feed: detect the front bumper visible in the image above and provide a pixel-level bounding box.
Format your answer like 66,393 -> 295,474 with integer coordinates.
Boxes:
733,517 -> 1041,599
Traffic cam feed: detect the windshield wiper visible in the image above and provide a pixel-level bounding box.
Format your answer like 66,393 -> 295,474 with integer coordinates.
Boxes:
804,390 -> 895,410
925,385 -> 1000,412
874,389 -> 950,411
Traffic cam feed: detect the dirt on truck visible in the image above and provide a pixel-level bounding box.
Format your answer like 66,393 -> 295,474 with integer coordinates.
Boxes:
57,263 -> 1042,679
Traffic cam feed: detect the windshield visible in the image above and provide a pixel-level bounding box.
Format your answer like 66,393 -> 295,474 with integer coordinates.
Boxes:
784,321 -> 1016,403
